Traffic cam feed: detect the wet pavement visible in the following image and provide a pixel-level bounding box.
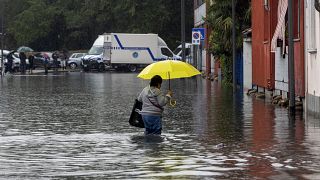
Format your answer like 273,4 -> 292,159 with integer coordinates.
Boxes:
0,72 -> 320,179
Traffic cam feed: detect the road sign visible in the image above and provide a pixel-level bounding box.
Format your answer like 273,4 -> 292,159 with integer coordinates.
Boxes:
192,31 -> 201,45
192,28 -> 205,40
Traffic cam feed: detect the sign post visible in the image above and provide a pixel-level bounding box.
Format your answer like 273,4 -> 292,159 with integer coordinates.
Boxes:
192,28 -> 205,70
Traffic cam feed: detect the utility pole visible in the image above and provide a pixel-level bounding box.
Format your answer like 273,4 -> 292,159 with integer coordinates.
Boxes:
232,0 -> 236,92
288,0 -> 295,112
1,1 -> 4,76
181,0 -> 186,62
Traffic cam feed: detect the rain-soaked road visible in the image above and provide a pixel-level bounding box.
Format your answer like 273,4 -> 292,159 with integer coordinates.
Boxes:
0,72 -> 320,179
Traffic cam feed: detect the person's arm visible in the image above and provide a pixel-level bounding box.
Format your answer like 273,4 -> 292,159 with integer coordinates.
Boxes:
155,89 -> 172,107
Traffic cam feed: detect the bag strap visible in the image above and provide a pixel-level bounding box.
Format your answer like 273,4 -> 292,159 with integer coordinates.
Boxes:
147,96 -> 164,111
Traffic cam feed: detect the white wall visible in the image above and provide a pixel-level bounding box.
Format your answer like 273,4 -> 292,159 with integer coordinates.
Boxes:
275,47 -> 289,92
243,38 -> 252,90
306,4 -> 320,96
194,3 -> 206,27
202,49 -> 206,71
306,1 -> 320,114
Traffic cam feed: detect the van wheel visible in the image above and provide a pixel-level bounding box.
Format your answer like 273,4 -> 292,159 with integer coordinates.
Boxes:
128,65 -> 137,72
98,63 -> 105,72
69,63 -> 77,70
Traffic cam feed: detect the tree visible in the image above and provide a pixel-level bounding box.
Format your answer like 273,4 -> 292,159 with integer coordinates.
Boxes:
206,0 -> 250,84
5,0 -> 194,51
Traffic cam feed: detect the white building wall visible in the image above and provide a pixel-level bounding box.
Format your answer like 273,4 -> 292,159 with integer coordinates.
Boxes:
194,3 -> 206,27
306,0 -> 320,115
243,38 -> 252,90
275,47 -> 289,93
194,3 -> 207,72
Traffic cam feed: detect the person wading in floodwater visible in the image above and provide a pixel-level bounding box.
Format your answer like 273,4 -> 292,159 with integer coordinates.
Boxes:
137,75 -> 172,135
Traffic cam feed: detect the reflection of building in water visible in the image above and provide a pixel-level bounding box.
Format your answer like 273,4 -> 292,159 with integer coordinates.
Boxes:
248,100 -> 276,178
304,115 -> 320,176
192,78 -> 245,142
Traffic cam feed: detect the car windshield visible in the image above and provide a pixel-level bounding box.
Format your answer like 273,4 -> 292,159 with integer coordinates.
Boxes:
88,46 -> 103,55
173,47 -> 181,55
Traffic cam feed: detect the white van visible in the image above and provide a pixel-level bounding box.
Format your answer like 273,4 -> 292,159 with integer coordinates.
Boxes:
82,33 -> 180,72
173,43 -> 192,62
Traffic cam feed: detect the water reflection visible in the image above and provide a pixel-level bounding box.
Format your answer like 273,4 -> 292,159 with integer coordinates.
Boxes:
0,72 -> 319,179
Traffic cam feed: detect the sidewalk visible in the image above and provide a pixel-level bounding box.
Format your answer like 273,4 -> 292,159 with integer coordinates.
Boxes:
0,68 -> 81,77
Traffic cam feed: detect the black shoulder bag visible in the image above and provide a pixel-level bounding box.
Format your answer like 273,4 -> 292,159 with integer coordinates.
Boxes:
129,99 -> 144,128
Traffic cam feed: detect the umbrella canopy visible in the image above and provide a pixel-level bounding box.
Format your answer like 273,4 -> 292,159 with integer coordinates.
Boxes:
17,46 -> 34,53
137,60 -> 201,80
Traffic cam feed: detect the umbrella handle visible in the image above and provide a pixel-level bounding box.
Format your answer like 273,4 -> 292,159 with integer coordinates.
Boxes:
168,72 -> 171,90
170,99 -> 176,107
167,72 -> 176,107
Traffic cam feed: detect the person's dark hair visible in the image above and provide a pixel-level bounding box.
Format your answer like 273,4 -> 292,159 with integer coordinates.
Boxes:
150,75 -> 162,87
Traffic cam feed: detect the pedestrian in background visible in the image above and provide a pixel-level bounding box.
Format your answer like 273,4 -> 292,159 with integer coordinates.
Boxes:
28,54 -> 34,74
61,49 -> 69,70
43,53 -> 49,74
19,52 -> 27,74
137,75 -> 172,135
52,52 -> 59,72
5,51 -> 15,74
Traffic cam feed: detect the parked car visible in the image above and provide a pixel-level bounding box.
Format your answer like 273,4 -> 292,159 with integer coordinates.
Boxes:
0,50 -> 9,70
68,53 -> 86,69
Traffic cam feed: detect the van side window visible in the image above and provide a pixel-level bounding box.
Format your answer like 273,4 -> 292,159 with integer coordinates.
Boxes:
161,48 -> 173,57
76,54 -> 84,58
186,48 -> 191,56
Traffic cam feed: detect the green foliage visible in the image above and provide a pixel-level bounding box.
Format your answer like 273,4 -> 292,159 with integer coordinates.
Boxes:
2,0 -> 194,51
206,0 -> 250,84
220,54 -> 232,85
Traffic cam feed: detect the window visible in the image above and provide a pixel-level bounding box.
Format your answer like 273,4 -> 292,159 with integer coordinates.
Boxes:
195,0 -> 205,8
88,46 -> 103,55
293,0 -> 301,39
76,54 -> 84,58
308,0 -> 317,52
316,0 -> 320,12
186,48 -> 191,56
161,48 -> 173,57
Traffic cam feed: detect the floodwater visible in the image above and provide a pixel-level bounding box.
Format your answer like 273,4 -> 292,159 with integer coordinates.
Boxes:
0,72 -> 319,179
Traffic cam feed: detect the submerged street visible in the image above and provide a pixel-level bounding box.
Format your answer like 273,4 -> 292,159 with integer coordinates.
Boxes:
0,72 -> 319,179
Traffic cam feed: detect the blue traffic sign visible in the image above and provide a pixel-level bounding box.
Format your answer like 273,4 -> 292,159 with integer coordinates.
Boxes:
192,28 -> 205,40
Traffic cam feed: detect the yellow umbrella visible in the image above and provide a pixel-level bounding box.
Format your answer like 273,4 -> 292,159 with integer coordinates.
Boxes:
137,60 -> 201,106
137,60 -> 201,81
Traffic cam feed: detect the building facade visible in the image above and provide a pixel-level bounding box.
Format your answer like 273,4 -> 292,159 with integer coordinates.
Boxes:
305,0 -> 320,115
251,0 -> 305,100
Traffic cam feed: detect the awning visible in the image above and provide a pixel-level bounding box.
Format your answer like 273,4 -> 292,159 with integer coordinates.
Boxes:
271,0 -> 288,53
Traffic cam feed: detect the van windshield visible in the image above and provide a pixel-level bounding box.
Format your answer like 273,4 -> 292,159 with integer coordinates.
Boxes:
88,46 -> 103,55
173,47 -> 181,55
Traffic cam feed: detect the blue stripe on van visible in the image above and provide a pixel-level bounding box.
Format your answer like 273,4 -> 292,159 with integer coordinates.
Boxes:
114,34 -> 166,61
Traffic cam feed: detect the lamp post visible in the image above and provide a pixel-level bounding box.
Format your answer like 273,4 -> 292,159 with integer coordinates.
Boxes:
181,0 -> 186,62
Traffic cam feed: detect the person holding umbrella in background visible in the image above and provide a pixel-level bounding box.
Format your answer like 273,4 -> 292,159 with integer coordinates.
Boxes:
5,50 -> 15,74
